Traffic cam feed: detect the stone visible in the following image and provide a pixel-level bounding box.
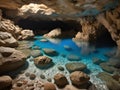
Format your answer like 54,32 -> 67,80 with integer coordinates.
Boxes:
40,38 -> 48,42
64,45 -> 72,51
40,74 -> 46,79
65,62 -> 86,72
100,63 -> 116,73
44,82 -> 56,90
0,31 -> 18,47
0,19 -> 21,39
54,73 -> 69,88
30,50 -> 43,57
67,54 -> 80,61
47,78 -> 52,82
70,71 -> 90,86
44,28 -> 61,38
97,72 -> 120,90
92,57 -> 104,65
0,47 -> 27,73
0,76 -> 12,90
43,48 -> 58,56
25,72 -> 30,77
107,57 -> 120,68
16,81 -> 23,87
34,56 -> 52,67
58,66 -> 64,71
19,29 -> 34,40
29,73 -> 36,80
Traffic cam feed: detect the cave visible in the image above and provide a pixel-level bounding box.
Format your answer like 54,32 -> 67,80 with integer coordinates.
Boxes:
15,18 -> 116,47
15,18 -> 81,37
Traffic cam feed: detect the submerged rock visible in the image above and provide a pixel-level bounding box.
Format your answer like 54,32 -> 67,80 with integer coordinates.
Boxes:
92,57 -> 105,65
100,63 -> 116,73
67,54 -> 80,61
65,62 -> 86,72
58,66 -> 64,71
64,45 -> 72,51
54,73 -> 69,88
44,82 -> 56,90
34,56 -> 52,67
29,73 -> 36,80
43,48 -> 58,56
0,47 -> 27,73
0,75 -> 12,90
30,50 -> 43,57
70,71 -> 90,87
97,72 -> 120,90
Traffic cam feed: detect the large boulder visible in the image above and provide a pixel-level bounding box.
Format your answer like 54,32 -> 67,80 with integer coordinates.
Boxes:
19,29 -> 34,40
34,56 -> 52,67
43,48 -> 58,56
97,72 -> 120,90
0,31 -> 18,47
0,47 -> 27,73
44,82 -> 56,90
0,75 -> 12,90
54,73 -> 69,88
70,71 -> 90,87
44,28 -> 61,38
0,19 -> 21,39
65,62 -> 86,72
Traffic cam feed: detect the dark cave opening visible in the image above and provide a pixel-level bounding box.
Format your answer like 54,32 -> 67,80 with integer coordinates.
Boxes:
96,25 -> 117,47
15,18 -> 81,36
15,18 -> 116,47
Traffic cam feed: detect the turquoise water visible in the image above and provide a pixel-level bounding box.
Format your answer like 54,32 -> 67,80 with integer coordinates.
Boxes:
33,36 -> 117,74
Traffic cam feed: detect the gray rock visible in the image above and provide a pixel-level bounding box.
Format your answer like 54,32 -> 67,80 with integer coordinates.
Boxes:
43,48 -> 58,56
58,66 -> 64,71
30,50 -> 43,57
67,54 -> 80,61
65,62 -> 86,72
97,72 -> 120,90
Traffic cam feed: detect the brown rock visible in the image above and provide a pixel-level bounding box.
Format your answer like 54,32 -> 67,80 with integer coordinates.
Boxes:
34,56 -> 52,66
19,29 -> 34,40
70,71 -> 90,86
0,47 -> 27,73
43,48 -> 58,56
0,31 -> 18,47
44,82 -> 56,90
0,76 -> 12,90
44,28 -> 61,38
54,73 -> 69,88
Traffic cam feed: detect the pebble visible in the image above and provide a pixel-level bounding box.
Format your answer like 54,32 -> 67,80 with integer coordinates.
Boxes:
40,74 -> 45,79
30,74 -> 36,80
25,72 -> 30,77
58,66 -> 64,71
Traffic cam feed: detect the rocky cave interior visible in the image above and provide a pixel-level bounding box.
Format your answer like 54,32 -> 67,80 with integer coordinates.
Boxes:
14,17 -> 117,47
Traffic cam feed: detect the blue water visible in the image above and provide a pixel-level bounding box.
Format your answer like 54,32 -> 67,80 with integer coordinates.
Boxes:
34,36 -> 116,60
33,36 -> 117,75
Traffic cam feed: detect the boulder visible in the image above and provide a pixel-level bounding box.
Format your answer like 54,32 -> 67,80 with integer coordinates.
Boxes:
0,9 -> 2,20
44,82 -> 56,90
54,73 -> 68,88
97,72 -> 120,90
100,63 -> 116,73
44,28 -> 61,38
19,29 -> 34,40
65,62 -> 86,72
67,54 -> 80,61
107,57 -> 120,68
0,75 -> 12,90
0,19 -> 21,39
34,56 -> 52,67
70,71 -> 90,87
0,47 -> 27,73
43,48 -> 58,56
0,31 -> 18,47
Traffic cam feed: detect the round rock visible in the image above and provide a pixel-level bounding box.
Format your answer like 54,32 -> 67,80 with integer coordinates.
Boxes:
44,82 -> 56,90
67,54 -> 80,61
70,71 -> 90,86
43,48 -> 58,56
54,73 -> 68,88
65,62 -> 86,72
